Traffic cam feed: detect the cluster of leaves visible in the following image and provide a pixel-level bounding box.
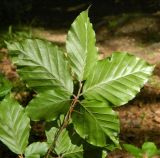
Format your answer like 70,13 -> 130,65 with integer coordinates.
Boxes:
0,10 -> 154,158
124,142 -> 160,158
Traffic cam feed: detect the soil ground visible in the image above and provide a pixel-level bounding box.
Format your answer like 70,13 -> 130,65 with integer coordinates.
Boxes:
1,12 -> 160,157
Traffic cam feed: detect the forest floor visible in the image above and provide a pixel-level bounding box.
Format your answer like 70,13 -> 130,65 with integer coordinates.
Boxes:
1,12 -> 160,157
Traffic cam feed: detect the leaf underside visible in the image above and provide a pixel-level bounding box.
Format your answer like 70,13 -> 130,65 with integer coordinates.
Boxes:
26,89 -> 71,121
46,127 -> 83,158
7,39 -> 73,94
66,10 -> 98,81
7,39 -> 73,121
0,96 -> 30,154
83,52 -> 154,106
25,142 -> 48,158
72,100 -> 119,147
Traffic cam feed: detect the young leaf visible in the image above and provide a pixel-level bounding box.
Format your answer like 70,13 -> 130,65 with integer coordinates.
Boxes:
25,142 -> 48,158
0,74 -> 12,98
26,89 -> 71,121
123,144 -> 142,158
46,127 -> 83,158
102,150 -> 107,158
142,142 -> 158,158
0,95 -> 30,154
7,39 -> 73,94
66,10 -> 98,81
72,100 -> 119,147
83,52 -> 154,106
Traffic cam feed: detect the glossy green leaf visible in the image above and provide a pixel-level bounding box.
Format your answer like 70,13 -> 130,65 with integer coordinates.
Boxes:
7,39 -> 73,94
123,144 -> 142,158
72,100 -> 119,147
0,74 -> 12,98
46,127 -> 83,158
25,142 -> 48,158
66,10 -> 98,81
83,52 -> 154,106
26,89 -> 71,121
142,142 -> 158,158
0,96 -> 30,154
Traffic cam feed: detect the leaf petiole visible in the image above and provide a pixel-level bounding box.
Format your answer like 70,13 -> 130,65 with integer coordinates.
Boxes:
18,154 -> 24,158
45,82 -> 83,158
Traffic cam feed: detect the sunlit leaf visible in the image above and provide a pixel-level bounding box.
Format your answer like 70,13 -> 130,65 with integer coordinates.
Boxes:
25,142 -> 48,158
66,10 -> 98,81
142,142 -> 158,158
83,52 -> 154,106
7,39 -> 73,94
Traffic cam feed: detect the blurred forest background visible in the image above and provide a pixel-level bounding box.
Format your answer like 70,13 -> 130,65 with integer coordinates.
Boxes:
0,0 -> 160,27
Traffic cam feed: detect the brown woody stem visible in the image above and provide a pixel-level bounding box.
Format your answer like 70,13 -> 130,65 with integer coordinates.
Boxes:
45,82 -> 82,158
18,154 -> 24,158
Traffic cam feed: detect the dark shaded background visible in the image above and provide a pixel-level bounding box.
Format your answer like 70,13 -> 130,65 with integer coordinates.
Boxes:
0,0 -> 160,27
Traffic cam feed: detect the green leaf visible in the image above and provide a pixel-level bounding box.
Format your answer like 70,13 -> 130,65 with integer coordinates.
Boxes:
0,95 -> 30,154
66,10 -> 98,81
83,52 -> 154,106
7,39 -> 73,94
46,127 -> 83,158
142,142 -> 158,158
72,100 -> 119,147
0,74 -> 12,98
25,142 -> 48,158
123,144 -> 142,158
102,150 -> 107,158
26,89 -> 71,121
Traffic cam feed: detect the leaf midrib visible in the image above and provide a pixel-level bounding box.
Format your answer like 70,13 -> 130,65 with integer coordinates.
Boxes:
18,49 -> 71,93
81,19 -> 89,80
83,69 -> 147,94
77,18 -> 89,81
80,103 -> 118,138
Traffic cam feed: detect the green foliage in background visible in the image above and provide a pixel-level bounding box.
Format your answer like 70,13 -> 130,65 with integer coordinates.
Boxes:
124,142 -> 160,158
0,26 -> 32,48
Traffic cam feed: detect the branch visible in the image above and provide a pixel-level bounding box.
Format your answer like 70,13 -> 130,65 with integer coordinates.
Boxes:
18,154 -> 24,158
45,82 -> 83,158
